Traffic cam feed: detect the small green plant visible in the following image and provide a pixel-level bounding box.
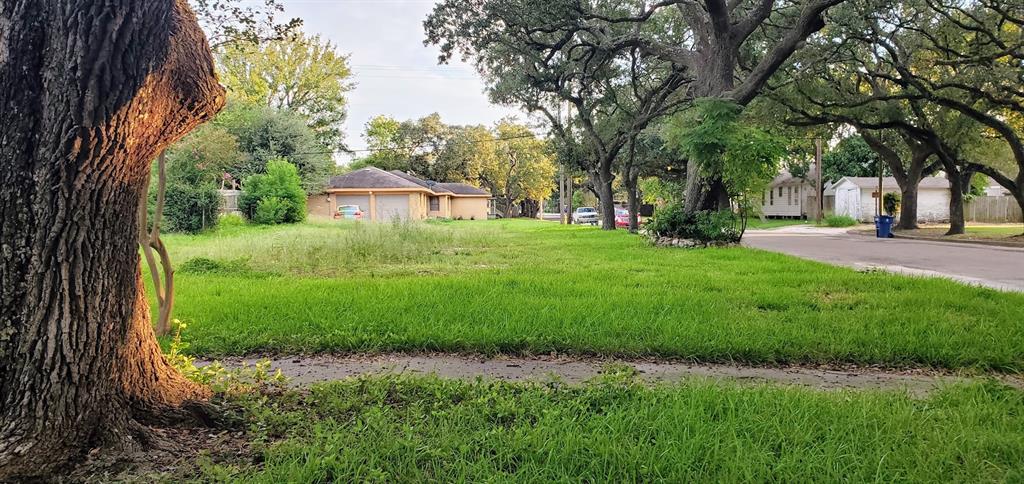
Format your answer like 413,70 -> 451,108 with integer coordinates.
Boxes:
165,319 -> 286,395
219,213 -> 247,227
822,215 -> 858,227
883,192 -> 900,216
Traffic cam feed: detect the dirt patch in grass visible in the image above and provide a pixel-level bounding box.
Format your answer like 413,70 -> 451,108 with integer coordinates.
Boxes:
200,353 -> 1023,397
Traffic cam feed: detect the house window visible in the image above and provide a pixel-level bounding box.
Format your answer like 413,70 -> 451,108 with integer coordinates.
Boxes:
429,196 -> 440,211
769,189 -> 774,206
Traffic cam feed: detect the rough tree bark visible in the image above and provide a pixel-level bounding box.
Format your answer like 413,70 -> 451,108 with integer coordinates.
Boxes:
592,166 -> 617,230
0,0 -> 225,479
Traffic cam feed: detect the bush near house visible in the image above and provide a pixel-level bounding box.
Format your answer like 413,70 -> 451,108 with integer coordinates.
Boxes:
822,215 -> 858,227
239,158 -> 307,224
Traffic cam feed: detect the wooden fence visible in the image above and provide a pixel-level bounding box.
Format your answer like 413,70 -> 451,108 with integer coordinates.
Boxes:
219,189 -> 242,215
965,196 -> 1022,223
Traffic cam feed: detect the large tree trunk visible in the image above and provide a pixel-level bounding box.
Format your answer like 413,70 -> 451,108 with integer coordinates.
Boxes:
594,168 -> 617,230
897,185 -> 919,230
946,170 -> 966,235
0,1 -> 225,479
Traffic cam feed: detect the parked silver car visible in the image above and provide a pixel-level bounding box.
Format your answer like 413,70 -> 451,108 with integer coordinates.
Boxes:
572,207 -> 599,225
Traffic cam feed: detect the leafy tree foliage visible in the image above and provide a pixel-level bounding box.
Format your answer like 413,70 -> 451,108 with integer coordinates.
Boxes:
190,0 -> 302,49
217,100 -> 334,194
665,99 -> 786,218
239,159 -> 308,224
821,135 -> 884,181
426,0 -> 850,225
218,32 -> 353,150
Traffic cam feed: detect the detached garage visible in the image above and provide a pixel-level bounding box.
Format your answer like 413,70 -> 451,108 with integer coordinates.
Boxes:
318,166 -> 492,221
826,176 -> 951,223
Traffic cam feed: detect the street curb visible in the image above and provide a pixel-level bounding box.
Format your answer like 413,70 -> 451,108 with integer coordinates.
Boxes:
847,229 -> 1024,249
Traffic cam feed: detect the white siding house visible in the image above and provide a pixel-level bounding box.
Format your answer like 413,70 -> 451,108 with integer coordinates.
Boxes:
825,176 -> 951,222
761,169 -> 817,218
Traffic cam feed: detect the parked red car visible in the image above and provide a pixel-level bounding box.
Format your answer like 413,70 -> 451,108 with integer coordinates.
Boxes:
614,208 -> 630,228
334,204 -> 363,220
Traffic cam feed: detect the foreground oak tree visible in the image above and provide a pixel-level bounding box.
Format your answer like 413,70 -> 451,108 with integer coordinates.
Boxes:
0,0 -> 224,478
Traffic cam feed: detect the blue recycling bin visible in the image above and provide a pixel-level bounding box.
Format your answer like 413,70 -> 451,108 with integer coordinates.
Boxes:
875,215 -> 895,238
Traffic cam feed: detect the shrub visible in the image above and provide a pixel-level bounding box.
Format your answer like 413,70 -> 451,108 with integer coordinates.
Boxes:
823,215 -> 858,227
219,213 -> 246,227
883,192 -> 900,216
647,203 -> 742,243
178,256 -> 252,275
161,182 -> 222,233
253,196 -> 292,225
239,158 -> 307,224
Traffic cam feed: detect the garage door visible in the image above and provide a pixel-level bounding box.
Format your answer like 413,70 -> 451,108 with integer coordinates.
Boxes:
336,195 -> 370,213
375,194 -> 410,221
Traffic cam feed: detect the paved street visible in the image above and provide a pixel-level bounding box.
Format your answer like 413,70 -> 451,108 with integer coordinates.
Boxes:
744,226 -> 1024,292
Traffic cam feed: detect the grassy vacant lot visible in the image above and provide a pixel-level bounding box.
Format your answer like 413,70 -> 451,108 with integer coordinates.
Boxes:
194,375 -> 1024,482
160,219 -> 1024,370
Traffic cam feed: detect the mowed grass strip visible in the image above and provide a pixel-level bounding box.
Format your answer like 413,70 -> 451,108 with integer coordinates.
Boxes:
160,220 -> 1024,370
198,375 -> 1024,482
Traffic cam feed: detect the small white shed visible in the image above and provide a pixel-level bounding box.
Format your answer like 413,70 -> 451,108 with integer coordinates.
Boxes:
826,176 -> 950,223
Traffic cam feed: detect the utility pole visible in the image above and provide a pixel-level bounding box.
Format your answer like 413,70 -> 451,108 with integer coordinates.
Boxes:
559,167 -> 567,224
815,138 -> 823,223
877,158 -> 884,217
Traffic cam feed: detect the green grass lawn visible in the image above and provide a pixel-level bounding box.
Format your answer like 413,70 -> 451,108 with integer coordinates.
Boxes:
193,375 -> 1024,482
160,219 -> 1024,370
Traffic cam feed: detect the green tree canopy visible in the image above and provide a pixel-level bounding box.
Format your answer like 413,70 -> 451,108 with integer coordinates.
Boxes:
217,100 -> 334,194
821,135 -> 884,182
218,32 -> 353,150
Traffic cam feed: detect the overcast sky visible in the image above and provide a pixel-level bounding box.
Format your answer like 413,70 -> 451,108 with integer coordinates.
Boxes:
274,0 -> 525,155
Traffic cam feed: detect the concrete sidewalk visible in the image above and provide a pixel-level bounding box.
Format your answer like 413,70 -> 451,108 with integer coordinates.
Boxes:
744,226 -> 1024,292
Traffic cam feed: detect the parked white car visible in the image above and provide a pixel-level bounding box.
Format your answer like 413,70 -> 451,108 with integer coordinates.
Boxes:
572,207 -> 599,225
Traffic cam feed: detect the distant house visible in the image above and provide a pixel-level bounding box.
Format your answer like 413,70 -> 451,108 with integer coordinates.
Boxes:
826,176 -> 951,222
761,169 -> 819,219
308,167 -> 492,221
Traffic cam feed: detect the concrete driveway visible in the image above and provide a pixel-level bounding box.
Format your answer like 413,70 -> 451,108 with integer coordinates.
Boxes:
743,226 -> 1024,292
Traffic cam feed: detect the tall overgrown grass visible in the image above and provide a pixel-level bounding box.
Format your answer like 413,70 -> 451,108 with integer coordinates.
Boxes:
166,219 -> 500,277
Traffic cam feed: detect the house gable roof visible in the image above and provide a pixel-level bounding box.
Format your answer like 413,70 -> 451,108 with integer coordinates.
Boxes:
435,182 -> 491,196
328,167 -> 425,190
329,167 -> 490,197
837,176 -> 950,190
388,170 -> 454,194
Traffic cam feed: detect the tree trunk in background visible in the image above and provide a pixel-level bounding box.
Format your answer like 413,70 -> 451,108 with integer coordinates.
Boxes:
594,169 -> 617,230
519,199 -> 540,219
0,1 -> 224,479
898,186 -> 919,230
946,169 -> 966,235
625,178 -> 641,233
